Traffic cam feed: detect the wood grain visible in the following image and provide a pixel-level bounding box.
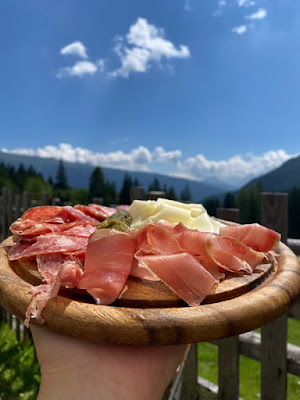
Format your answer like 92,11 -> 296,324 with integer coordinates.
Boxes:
0,237 -> 300,345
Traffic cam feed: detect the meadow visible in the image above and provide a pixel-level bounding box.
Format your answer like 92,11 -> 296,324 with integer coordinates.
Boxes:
197,317 -> 300,399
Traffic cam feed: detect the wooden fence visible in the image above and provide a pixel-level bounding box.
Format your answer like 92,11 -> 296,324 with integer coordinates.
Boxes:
165,193 -> 300,400
1,189 -> 300,399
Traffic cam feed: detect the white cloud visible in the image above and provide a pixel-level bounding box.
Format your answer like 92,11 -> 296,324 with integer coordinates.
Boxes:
3,144 -> 297,186
57,61 -> 99,78
60,41 -> 88,59
232,25 -> 248,34
213,1 -> 227,17
153,146 -> 182,164
111,18 -> 190,78
6,143 -> 153,172
238,0 -> 255,7
246,8 -> 267,20
180,150 -> 294,182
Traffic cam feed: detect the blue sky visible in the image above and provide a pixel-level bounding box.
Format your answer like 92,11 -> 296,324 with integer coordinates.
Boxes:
0,0 -> 299,186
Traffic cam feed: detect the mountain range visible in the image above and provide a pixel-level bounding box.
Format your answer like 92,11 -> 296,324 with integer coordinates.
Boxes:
244,154 -> 300,192
0,151 -> 234,202
1,151 -> 299,201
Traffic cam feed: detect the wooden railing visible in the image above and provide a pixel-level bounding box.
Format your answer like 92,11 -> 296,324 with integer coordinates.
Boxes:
165,192 -> 300,400
1,188 -> 300,399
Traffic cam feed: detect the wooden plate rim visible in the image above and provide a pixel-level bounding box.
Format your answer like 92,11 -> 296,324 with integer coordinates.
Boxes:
0,237 -> 300,345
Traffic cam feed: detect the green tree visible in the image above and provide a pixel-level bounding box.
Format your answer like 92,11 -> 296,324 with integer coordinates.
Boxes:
236,187 -> 250,223
203,196 -> 220,217
180,183 -> 192,202
120,173 -> 133,205
289,188 -> 300,238
55,160 -> 69,190
89,166 -> 105,201
223,192 -> 236,208
166,185 -> 177,200
24,176 -> 52,199
149,177 -> 161,192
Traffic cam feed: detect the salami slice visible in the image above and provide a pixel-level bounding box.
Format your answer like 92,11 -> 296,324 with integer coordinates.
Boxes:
8,234 -> 88,260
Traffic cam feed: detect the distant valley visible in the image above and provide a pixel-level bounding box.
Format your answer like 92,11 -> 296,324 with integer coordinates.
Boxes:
0,151 -> 235,202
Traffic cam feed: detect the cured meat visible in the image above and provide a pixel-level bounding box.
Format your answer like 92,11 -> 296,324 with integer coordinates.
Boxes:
174,229 -> 265,274
130,257 -> 159,281
24,256 -> 83,327
205,234 -> 265,274
10,206 -> 69,235
74,204 -> 116,221
77,229 -> 136,304
129,223 -> 182,280
6,201 -> 281,326
56,223 -> 96,238
19,206 -> 68,223
62,206 -> 99,225
219,223 -> 281,252
8,234 -> 88,260
10,205 -> 99,237
36,254 -> 83,287
135,252 -> 217,306
137,223 -> 182,255
11,222 -> 68,237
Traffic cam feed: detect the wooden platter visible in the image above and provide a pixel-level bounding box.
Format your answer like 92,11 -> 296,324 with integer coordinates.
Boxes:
0,236 -> 300,345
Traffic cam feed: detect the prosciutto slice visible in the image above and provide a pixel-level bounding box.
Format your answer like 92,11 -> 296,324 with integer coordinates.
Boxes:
77,229 -> 136,304
135,252 -> 217,306
219,223 -> 281,252
205,234 -> 265,274
129,223 -> 182,280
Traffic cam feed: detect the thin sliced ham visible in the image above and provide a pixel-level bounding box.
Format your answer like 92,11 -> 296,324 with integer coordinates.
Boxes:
129,223 -> 182,280
137,223 -> 182,255
77,229 -> 136,304
219,223 -> 281,252
205,233 -> 265,274
135,252 -> 217,306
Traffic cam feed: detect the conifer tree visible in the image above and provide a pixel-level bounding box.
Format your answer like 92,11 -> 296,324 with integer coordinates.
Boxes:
55,160 -> 69,190
89,166 -> 105,200
120,173 -> 133,205
180,183 -> 192,202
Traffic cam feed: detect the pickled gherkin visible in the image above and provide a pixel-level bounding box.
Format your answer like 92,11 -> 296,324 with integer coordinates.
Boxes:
97,210 -> 132,232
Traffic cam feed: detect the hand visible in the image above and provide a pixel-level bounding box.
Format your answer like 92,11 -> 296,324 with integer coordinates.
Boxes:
31,325 -> 187,400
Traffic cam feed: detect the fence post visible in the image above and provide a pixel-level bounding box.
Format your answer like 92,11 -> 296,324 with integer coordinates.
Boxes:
218,336 -> 240,400
216,208 -> 240,223
130,186 -> 145,203
22,191 -> 30,213
260,192 -> 288,400
179,344 -> 199,400
1,187 -> 8,241
40,192 -> 49,205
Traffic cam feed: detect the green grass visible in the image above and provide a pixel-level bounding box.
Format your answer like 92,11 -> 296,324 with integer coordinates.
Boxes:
197,318 -> 300,400
0,323 -> 40,400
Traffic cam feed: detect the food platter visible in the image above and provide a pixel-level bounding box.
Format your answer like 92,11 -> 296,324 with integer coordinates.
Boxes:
0,236 -> 300,345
